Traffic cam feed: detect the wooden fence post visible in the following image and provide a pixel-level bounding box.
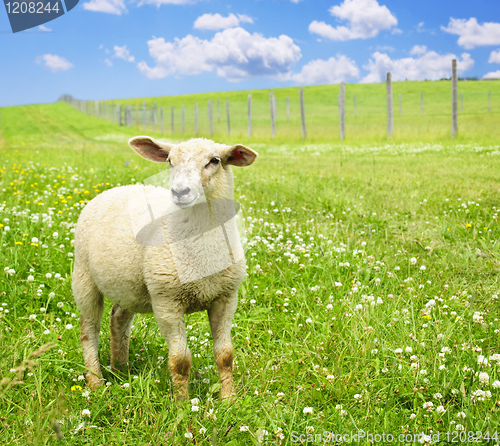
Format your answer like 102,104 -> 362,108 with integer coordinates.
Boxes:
194,102 -> 198,135
452,59 -> 458,138
387,72 -> 393,138
270,92 -> 276,138
226,99 -> 230,137
339,82 -> 345,140
299,88 -> 306,140
248,94 -> 252,138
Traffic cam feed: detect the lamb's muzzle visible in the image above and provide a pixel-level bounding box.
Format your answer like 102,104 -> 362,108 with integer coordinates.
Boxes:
72,136 -> 257,400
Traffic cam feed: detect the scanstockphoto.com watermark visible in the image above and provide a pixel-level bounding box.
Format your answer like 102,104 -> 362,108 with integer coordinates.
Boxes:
290,430 -> 500,443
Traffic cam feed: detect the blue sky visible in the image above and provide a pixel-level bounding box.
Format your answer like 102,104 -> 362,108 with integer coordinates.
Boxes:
1,0 -> 500,106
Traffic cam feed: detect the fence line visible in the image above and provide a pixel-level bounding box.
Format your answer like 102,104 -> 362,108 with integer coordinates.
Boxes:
60,62 -> 493,141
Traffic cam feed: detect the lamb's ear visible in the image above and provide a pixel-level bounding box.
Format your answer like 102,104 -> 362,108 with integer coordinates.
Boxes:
222,144 -> 258,167
128,136 -> 173,163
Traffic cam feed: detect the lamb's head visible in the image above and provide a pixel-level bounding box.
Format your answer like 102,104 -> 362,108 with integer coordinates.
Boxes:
129,136 -> 258,207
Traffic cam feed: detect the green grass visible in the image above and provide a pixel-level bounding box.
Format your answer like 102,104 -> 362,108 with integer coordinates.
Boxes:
78,79 -> 500,145
0,102 -> 500,444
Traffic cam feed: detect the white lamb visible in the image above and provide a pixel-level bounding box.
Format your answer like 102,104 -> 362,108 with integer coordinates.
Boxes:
72,136 -> 258,399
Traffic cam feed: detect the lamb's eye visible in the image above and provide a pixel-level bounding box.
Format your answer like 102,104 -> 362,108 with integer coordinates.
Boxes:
207,158 -> 220,167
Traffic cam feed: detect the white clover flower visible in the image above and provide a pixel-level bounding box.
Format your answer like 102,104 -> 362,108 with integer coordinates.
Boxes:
436,406 -> 446,414
457,411 -> 466,419
190,398 -> 199,405
305,318 -> 312,323
492,380 -> 500,389
410,413 -> 416,420
199,427 -> 207,434
28,314 -> 36,320
423,401 -> 433,410
420,265 -> 426,271
478,355 -> 488,366
303,407 -> 313,415
326,375 -> 334,380
46,273 -> 52,279
57,302 -> 64,308
122,383 -> 130,388
405,346 -> 413,353
410,257 -> 417,265
27,275 -> 34,282
53,232 -> 59,238
394,348 -> 403,354
420,369 -> 427,375
434,393 -> 443,399
184,432 -> 193,439
240,426 -> 249,432
191,405 -> 199,412
326,304 -> 333,310
44,329 -> 50,335
81,409 -> 90,417
371,349 -> 378,355
479,372 -> 489,385
65,324 -> 73,330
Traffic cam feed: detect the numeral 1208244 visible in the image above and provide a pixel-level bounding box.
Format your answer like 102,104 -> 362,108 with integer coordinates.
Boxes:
5,2 -> 60,13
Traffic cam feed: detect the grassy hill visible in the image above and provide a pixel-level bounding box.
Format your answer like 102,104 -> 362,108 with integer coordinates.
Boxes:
1,89 -> 500,443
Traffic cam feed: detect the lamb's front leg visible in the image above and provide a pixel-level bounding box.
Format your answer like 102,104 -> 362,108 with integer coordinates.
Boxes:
208,294 -> 238,399
152,303 -> 191,401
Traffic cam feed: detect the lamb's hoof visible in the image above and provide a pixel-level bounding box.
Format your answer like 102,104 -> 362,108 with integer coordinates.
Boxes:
86,373 -> 104,390
221,390 -> 237,402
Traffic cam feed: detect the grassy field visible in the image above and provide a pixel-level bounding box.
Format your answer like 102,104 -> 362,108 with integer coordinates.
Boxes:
1,102 -> 500,444
69,79 -> 500,145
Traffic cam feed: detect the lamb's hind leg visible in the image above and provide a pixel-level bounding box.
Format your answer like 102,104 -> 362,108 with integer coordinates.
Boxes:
72,265 -> 105,389
110,304 -> 135,372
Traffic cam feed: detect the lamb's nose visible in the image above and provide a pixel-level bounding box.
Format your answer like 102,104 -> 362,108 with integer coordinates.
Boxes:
172,187 -> 191,198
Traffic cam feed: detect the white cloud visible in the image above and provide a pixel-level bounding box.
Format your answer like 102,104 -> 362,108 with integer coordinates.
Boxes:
309,0 -> 397,41
194,13 -> 253,31
38,25 -> 52,32
36,54 -> 73,73
292,56 -> 359,84
361,49 -> 474,83
442,18 -> 500,49
489,50 -> 500,64
483,70 -> 500,79
137,27 -> 301,81
104,58 -> 113,67
114,45 -> 135,62
410,45 -> 427,56
83,0 -> 126,14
